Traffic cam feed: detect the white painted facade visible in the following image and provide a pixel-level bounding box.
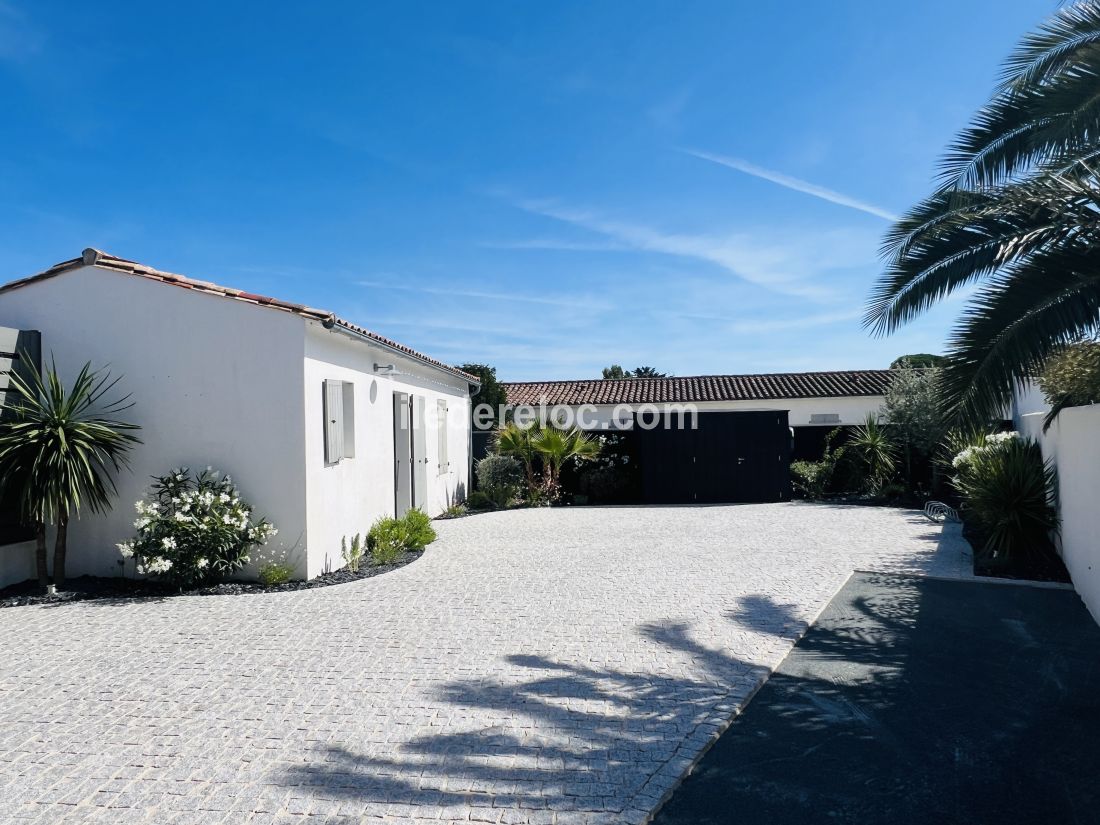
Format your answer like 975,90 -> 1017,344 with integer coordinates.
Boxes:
1017,404 -> 1100,626
0,263 -> 473,585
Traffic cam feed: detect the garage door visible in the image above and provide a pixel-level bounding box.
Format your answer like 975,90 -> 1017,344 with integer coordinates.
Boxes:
634,410 -> 790,504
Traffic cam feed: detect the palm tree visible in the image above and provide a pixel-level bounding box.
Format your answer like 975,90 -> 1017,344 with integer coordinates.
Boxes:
0,360 -> 141,589
493,421 -> 540,488
865,1 -> 1100,425
531,426 -> 601,488
848,414 -> 898,494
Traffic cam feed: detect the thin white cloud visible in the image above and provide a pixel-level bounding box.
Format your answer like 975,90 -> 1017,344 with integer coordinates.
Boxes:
513,197 -> 876,301
356,278 -> 611,310
478,238 -> 628,252
684,149 -> 899,221
726,308 -> 864,335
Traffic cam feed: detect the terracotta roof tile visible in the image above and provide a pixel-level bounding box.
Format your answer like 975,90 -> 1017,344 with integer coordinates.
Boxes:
0,249 -> 479,384
503,370 -> 898,405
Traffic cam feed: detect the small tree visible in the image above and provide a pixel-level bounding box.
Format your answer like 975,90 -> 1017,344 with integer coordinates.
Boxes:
890,354 -> 946,369
458,363 -> 507,431
0,360 -> 141,589
602,365 -> 630,380
883,366 -> 945,489
631,366 -> 668,378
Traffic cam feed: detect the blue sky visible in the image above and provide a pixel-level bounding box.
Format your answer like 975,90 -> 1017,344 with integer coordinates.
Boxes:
0,1 -> 1053,380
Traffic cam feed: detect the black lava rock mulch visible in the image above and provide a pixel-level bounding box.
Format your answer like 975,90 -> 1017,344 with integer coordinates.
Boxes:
0,550 -> 423,609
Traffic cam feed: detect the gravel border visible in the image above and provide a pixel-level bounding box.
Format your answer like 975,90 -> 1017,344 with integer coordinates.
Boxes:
0,550 -> 424,609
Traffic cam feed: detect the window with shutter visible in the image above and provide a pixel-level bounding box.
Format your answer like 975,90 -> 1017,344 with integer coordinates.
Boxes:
323,380 -> 344,465
436,399 -> 448,474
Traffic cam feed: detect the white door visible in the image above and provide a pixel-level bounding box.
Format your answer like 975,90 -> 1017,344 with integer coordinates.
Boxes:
393,392 -> 412,517
412,395 -> 428,511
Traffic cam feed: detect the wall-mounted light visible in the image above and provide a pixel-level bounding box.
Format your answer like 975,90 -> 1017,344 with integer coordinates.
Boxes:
373,363 -> 405,376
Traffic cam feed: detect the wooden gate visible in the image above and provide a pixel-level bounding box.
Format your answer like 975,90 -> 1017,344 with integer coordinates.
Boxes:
634,410 -> 790,504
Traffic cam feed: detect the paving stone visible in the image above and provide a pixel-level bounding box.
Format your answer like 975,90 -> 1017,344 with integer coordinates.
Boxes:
0,504 -> 971,823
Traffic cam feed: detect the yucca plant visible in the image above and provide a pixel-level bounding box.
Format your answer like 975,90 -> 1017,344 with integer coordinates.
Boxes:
865,1 -> 1100,425
952,436 -> 1059,571
0,359 -> 141,589
848,414 -> 898,494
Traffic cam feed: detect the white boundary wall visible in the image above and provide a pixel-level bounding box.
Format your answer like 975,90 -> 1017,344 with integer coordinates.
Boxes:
1019,404 -> 1100,624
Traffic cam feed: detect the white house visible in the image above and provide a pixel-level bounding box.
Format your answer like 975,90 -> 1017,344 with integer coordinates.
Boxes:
501,371 -> 896,505
0,248 -> 477,587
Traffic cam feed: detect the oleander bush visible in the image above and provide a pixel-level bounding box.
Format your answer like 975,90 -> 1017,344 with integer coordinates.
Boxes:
118,467 -> 276,588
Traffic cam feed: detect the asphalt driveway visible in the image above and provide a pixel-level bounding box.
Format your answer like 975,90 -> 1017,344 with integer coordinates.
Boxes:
0,503 -> 972,824
652,572 -> 1100,824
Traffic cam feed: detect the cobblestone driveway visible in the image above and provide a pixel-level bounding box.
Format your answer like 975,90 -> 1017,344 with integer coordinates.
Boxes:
0,504 -> 971,824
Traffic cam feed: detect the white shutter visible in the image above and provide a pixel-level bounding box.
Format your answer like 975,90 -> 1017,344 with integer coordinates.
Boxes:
323,380 -> 344,464
437,399 -> 449,473
341,381 -> 356,458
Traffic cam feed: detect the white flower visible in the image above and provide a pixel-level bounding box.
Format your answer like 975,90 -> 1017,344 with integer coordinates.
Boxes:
173,511 -> 192,523
219,493 -> 230,503
116,542 -> 134,559
146,557 -> 173,574
133,517 -> 150,530
161,536 -> 177,550
134,500 -> 146,514
196,557 -> 209,569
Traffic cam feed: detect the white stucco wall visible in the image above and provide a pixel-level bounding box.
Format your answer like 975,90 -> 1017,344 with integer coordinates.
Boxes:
533,396 -> 886,430
1019,405 -> 1100,625
0,265 -> 309,581
302,322 -> 471,578
0,541 -> 35,589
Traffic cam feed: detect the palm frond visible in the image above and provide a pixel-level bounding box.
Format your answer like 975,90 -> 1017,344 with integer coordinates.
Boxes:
0,357 -> 141,524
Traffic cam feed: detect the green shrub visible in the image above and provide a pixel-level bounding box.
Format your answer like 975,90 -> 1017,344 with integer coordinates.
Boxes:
365,509 -> 439,564
1038,342 -> 1100,428
403,508 -> 437,550
258,562 -> 295,586
466,490 -> 494,511
439,504 -> 467,519
476,454 -> 524,489
367,517 -> 408,565
791,429 -> 847,500
791,460 -> 832,499
952,435 -> 1059,569
476,455 -> 523,508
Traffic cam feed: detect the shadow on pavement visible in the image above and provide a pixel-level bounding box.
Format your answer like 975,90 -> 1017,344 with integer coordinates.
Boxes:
652,572 -> 1100,824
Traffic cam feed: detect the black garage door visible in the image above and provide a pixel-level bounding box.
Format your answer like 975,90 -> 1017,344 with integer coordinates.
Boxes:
633,410 -> 790,504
